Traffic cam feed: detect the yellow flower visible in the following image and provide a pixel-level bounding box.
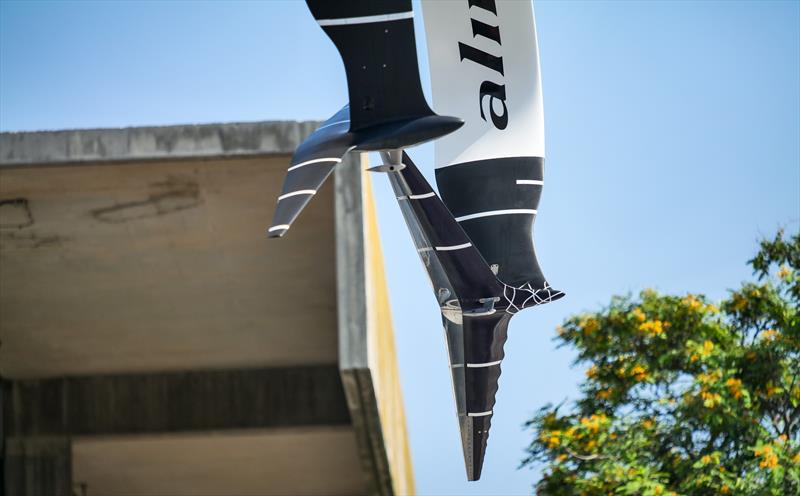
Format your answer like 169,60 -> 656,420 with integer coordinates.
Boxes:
762,329 -> 779,341
683,294 -> 703,310
586,365 -> 599,379
700,455 -> 712,465
642,419 -> 654,429
585,440 -> 597,451
703,340 -> 714,354
579,414 -> 606,434
760,452 -> 778,469
556,454 -> 567,462
777,265 -> 791,279
792,453 -> 800,464
546,434 -> 561,448
579,316 -> 600,335
596,388 -> 613,400
700,388 -> 722,408
721,485 -> 730,494
630,364 -> 649,382
638,320 -> 665,337
706,304 -> 720,314
689,353 -> 699,363
632,307 -> 646,322
754,444 -> 779,469
726,378 -> 743,399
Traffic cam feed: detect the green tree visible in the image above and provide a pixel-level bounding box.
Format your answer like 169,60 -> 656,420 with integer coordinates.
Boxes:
523,231 -> 800,495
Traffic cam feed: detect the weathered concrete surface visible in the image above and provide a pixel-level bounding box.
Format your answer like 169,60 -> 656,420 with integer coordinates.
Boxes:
72,428 -> 365,496
4,436 -> 71,496
0,155 -> 337,377
336,154 -> 414,495
4,365 -> 350,437
0,121 -> 319,167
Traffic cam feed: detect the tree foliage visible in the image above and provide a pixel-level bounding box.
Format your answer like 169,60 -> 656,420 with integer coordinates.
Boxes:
523,231 -> 800,495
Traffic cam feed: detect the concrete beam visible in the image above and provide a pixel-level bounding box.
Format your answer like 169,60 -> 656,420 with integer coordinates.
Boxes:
3,365 -> 350,437
0,121 -> 320,167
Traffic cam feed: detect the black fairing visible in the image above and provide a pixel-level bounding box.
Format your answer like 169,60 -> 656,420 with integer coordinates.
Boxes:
436,157 -> 548,288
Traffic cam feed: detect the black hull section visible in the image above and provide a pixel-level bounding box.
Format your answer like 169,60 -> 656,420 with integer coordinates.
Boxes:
436,157 -> 550,289
384,153 -> 561,481
445,312 -> 511,481
270,1 -> 465,237
307,0 -> 459,145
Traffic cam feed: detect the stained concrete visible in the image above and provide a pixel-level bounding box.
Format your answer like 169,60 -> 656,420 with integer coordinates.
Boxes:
0,156 -> 337,378
4,366 -> 350,438
72,428 -> 365,496
0,121 -> 319,167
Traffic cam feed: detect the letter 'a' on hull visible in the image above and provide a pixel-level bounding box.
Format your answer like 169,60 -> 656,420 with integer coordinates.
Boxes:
380,151 -> 563,480
422,0 -> 560,294
268,0 -> 464,237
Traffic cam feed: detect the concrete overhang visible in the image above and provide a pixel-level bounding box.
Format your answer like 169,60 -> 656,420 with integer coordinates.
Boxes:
0,122 -> 413,495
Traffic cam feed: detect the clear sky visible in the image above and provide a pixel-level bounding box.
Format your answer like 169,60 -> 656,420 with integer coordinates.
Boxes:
2,1 -> 798,494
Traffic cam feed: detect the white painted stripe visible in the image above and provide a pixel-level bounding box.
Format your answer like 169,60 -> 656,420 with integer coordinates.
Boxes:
278,190 -> 316,201
417,247 -> 433,253
396,196 -> 409,201
516,179 -> 544,186
455,209 -> 537,222
435,242 -> 472,252
451,363 -> 464,368
316,119 -> 350,131
268,225 -> 290,232
287,157 -> 341,172
408,192 -> 435,199
318,11 -> 413,27
468,410 -> 493,417
466,360 -> 502,368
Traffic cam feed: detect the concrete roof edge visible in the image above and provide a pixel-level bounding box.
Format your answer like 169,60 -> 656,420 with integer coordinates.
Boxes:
0,120 -> 323,167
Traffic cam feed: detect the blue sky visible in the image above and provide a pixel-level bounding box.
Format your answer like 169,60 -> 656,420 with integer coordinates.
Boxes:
2,1 -> 798,494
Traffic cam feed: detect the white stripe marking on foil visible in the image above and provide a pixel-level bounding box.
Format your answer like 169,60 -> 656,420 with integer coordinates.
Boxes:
316,119 -> 350,131
287,157 -> 341,172
455,209 -> 537,222
468,410 -> 493,417
318,11 -> 413,26
516,179 -> 544,186
408,192 -> 435,199
466,360 -> 502,368
268,225 -> 290,232
278,190 -> 316,201
435,242 -> 472,252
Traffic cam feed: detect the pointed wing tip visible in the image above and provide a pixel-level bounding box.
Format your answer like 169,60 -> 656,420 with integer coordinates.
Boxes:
266,226 -> 289,238
466,457 -> 484,481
